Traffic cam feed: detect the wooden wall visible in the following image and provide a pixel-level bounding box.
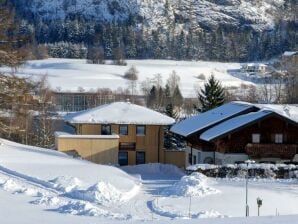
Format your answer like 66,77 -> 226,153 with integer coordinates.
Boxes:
214,116 -> 298,154
57,136 -> 119,164
76,124 -> 165,165
164,150 -> 186,168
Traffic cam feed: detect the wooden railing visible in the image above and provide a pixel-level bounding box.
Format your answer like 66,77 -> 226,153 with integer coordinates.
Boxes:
245,143 -> 297,159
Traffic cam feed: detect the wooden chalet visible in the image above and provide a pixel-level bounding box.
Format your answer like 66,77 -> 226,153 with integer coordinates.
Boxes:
171,102 -> 298,165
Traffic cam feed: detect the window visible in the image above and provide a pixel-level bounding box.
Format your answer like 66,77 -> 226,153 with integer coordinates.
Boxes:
136,152 -> 146,165
136,125 -> 146,136
252,134 -> 260,143
119,125 -> 128,135
275,134 -> 283,144
118,152 -> 128,166
101,125 -> 111,135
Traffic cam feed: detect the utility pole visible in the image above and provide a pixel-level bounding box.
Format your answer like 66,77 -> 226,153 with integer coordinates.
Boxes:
245,160 -> 255,217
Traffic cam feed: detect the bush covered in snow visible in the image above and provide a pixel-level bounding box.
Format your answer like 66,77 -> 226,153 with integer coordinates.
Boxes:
187,163 -> 298,179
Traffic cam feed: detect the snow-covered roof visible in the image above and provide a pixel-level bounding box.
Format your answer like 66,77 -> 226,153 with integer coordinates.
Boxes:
200,110 -> 272,141
64,102 -> 175,125
171,101 -> 298,141
256,104 -> 298,123
55,132 -> 119,139
283,51 -> 297,57
170,102 -> 255,137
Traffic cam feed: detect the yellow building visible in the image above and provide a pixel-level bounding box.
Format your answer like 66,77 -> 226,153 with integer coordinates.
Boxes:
55,102 -> 186,167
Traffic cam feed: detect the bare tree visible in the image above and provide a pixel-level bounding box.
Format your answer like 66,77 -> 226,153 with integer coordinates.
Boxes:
87,46 -> 105,64
167,70 -> 181,95
34,76 -> 55,148
124,66 -> 139,102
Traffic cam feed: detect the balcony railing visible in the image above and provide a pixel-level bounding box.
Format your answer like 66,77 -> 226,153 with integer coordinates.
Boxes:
245,143 -> 297,159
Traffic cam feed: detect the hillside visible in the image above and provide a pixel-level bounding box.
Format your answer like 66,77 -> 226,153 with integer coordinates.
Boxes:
0,58 -> 253,97
11,0 -> 297,61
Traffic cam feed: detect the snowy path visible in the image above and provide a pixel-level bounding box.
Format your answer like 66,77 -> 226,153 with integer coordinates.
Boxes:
115,175 -> 181,221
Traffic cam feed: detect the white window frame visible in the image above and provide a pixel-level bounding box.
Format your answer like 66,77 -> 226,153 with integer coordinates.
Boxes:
252,133 -> 260,143
275,134 -> 283,144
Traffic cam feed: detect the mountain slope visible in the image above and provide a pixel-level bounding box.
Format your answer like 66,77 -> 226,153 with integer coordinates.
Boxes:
12,0 -> 297,61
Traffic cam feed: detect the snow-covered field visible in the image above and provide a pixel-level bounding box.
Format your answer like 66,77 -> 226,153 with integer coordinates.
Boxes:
0,58 -> 255,97
0,138 -> 298,224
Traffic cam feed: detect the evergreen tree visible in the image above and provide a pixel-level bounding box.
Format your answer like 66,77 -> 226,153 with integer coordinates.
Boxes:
165,103 -> 176,119
198,74 -> 225,112
172,85 -> 183,107
147,85 -> 157,108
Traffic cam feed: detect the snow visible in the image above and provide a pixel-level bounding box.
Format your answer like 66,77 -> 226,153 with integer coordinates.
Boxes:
55,132 -> 120,139
0,58 -> 254,98
172,101 -> 298,140
19,0 -> 284,32
0,139 -> 298,223
170,101 -> 255,137
283,51 -> 297,57
200,110 -> 272,141
162,172 -> 220,197
121,163 -> 185,179
64,101 -> 175,125
256,104 -> 298,123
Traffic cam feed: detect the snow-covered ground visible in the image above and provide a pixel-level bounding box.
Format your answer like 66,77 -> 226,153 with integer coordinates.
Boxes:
0,138 -> 298,223
0,58 -> 255,98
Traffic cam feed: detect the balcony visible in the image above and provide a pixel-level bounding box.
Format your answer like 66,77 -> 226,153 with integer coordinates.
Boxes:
119,142 -> 136,151
245,143 -> 298,159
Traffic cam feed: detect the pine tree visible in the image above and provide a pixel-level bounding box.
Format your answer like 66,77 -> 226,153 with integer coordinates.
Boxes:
147,86 -> 157,108
165,103 -> 176,119
198,74 -> 225,112
172,85 -> 183,107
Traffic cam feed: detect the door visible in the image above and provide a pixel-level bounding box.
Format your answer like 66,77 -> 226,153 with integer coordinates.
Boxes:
118,151 -> 128,166
136,152 -> 146,165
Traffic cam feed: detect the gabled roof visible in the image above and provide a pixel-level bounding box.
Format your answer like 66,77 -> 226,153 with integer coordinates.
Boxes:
200,110 -> 272,141
256,104 -> 298,123
64,102 -> 175,125
170,102 -> 256,137
171,101 -> 298,141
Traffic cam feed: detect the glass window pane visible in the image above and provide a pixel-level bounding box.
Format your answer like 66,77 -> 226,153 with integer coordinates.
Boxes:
119,125 -> 128,135
252,134 -> 260,143
136,125 -> 146,136
101,125 -> 111,135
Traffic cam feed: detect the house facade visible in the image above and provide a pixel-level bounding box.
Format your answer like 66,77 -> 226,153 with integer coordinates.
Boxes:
171,102 -> 298,165
241,63 -> 268,74
55,102 -> 185,167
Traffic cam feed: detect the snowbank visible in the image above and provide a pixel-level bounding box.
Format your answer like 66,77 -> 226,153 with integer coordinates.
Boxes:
49,176 -> 82,193
0,138 -> 140,218
162,173 -> 220,197
151,197 -> 225,219
53,201 -> 131,220
121,163 -> 184,179
67,181 -> 140,205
